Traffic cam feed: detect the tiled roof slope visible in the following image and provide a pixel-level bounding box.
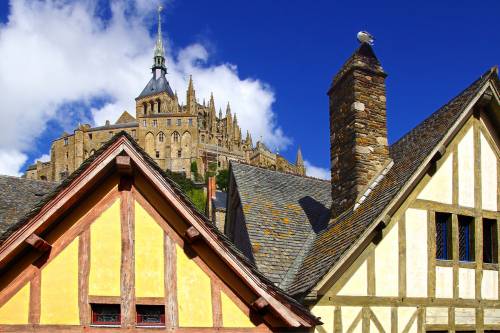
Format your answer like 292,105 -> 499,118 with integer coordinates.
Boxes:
287,68 -> 499,296
231,162 -> 332,287
0,176 -> 58,237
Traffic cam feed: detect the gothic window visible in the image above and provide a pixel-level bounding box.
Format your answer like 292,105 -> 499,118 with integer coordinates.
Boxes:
159,132 -> 164,142
435,212 -> 452,260
143,120 -> 147,127
136,305 -> 165,327
157,100 -> 162,113
177,119 -> 181,126
91,304 -> 121,326
143,102 -> 147,114
177,149 -> 182,158
167,119 -> 171,126
150,101 -> 155,114
483,218 -> 498,264
153,119 -> 158,127
173,132 -> 180,143
189,119 -> 193,127
131,129 -> 136,138
155,151 -> 160,158
64,137 -> 68,146
201,134 -> 205,143
459,215 -> 475,262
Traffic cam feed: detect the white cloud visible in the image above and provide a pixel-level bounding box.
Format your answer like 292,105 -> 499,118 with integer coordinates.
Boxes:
34,153 -> 51,163
304,160 -> 330,180
0,0 -> 290,176
0,150 -> 27,176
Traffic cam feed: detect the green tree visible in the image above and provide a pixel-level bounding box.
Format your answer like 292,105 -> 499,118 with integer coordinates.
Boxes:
216,169 -> 229,192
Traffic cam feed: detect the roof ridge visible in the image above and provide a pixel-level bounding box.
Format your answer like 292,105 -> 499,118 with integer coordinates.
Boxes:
231,160 -> 330,182
0,174 -> 58,185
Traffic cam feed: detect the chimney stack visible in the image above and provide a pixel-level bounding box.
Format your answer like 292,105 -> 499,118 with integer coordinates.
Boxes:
328,41 -> 390,217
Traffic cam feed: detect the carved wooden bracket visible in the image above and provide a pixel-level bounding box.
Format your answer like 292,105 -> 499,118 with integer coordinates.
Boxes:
251,297 -> 269,313
25,234 -> 51,252
184,226 -> 201,243
116,155 -> 133,175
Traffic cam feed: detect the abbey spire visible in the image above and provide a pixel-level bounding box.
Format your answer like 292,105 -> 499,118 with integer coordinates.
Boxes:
152,5 -> 167,79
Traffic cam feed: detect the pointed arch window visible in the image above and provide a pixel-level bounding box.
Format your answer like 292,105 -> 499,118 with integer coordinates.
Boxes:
159,132 -> 164,142
173,132 -> 180,143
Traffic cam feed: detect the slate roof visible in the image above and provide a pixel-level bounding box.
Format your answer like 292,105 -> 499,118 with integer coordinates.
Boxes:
0,176 -> 58,238
137,75 -> 174,99
230,163 -> 332,288
213,191 -> 227,211
230,68 -> 499,297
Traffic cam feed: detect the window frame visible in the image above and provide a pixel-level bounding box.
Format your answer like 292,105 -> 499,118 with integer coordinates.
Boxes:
90,303 -> 121,327
483,218 -> 498,264
435,212 -> 452,261
458,215 -> 475,262
136,305 -> 165,327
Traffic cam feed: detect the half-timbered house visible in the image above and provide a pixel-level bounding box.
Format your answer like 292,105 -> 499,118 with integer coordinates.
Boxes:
225,42 -> 500,332
0,133 -> 319,332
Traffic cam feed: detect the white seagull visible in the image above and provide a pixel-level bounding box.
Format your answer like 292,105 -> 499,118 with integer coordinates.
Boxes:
357,31 -> 375,45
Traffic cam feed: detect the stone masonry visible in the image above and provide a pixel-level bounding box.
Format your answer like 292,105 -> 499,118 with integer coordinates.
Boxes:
328,43 -> 390,217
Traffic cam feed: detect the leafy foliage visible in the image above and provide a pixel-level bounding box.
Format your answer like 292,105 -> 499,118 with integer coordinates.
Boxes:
216,169 -> 229,192
164,169 -> 206,212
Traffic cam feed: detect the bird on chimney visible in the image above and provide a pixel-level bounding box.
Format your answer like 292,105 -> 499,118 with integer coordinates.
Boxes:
357,31 -> 374,45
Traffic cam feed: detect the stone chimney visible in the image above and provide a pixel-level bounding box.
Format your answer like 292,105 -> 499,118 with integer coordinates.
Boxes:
328,42 -> 390,217
205,176 -> 217,218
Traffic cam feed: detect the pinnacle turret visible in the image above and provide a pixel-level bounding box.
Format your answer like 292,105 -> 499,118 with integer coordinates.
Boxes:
296,146 -> 304,166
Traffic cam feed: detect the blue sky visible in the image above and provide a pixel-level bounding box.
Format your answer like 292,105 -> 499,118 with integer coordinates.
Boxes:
0,0 -> 498,178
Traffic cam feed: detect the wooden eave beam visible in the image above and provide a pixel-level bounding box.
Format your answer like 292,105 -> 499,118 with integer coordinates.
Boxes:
25,234 -> 51,252
184,226 -> 201,243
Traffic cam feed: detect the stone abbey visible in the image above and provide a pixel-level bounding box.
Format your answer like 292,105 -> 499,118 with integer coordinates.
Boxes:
25,10 -> 305,182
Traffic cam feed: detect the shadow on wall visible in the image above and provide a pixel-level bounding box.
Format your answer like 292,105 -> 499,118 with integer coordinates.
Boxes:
298,196 -> 329,234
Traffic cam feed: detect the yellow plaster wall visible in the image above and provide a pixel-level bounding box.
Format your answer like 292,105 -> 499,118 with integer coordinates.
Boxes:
40,237 -> 79,325
458,267 -> 475,299
135,201 -> 164,297
341,306 -> 362,333
426,307 -> 448,325
398,307 -> 417,333
176,244 -> 213,327
458,127 -> 475,207
435,266 -> 453,298
337,260 -> 367,296
311,305 -> 334,333
405,209 -> 427,297
89,198 -> 121,296
417,154 -> 453,204
375,222 -> 399,296
371,307 -> 391,333
221,290 -> 254,328
0,282 -> 30,324
480,132 -> 498,211
482,269 -> 498,300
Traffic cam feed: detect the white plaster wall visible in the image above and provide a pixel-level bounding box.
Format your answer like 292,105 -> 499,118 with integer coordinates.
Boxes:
371,307 -> 391,333
426,307 -> 448,325
375,222 -> 399,297
455,307 -> 475,325
458,127 -> 475,208
481,269 -> 498,300
484,308 -> 500,325
398,307 -> 417,333
405,209 -> 427,297
480,132 -> 498,211
435,266 -> 453,298
341,306 -> 362,333
311,305 -> 334,333
418,155 -> 453,204
458,268 -> 475,299
337,260 -> 367,296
